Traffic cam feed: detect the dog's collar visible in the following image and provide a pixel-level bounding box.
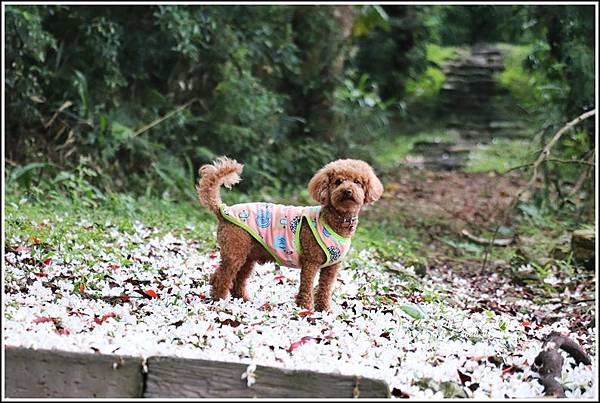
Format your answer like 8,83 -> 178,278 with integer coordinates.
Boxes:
329,206 -> 359,232
342,216 -> 359,231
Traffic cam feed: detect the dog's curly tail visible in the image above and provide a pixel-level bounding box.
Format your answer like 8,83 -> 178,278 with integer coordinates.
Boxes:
197,156 -> 243,215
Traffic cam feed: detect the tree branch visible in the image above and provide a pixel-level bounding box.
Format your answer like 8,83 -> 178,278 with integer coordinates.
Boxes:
133,98 -> 198,137
505,158 -> 595,174
507,109 -> 595,211
480,109 -> 596,271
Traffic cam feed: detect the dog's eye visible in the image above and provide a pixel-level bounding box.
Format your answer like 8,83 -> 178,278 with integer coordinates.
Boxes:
354,179 -> 362,185
335,179 -> 343,186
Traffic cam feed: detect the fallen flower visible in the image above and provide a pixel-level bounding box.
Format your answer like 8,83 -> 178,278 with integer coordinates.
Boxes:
241,363 -> 257,387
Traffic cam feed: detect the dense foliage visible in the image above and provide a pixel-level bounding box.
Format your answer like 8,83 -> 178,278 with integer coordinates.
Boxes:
4,4 -> 596,206
6,5 -> 393,199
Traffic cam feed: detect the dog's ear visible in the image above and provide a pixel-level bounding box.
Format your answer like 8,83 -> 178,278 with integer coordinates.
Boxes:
364,167 -> 383,204
308,168 -> 330,205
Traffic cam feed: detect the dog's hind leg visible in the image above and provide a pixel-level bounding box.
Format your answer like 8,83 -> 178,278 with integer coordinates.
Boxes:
211,223 -> 253,300
231,260 -> 255,301
210,254 -> 246,300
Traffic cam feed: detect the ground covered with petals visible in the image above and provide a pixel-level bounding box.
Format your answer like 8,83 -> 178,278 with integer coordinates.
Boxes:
3,204 -> 596,399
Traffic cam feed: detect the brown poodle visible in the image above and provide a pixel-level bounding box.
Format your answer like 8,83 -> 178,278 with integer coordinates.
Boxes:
197,157 -> 383,312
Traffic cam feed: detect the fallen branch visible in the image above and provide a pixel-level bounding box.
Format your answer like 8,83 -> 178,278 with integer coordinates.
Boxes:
461,229 -> 513,246
532,331 -> 592,397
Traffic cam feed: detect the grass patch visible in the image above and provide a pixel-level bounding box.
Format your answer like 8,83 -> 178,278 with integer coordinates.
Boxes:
496,43 -> 544,111
465,138 -> 536,173
4,185 -> 426,271
372,129 -> 461,168
4,191 -> 219,262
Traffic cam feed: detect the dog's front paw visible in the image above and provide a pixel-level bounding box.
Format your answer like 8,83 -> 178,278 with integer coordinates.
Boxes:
295,293 -> 314,310
231,289 -> 251,302
314,301 -> 331,312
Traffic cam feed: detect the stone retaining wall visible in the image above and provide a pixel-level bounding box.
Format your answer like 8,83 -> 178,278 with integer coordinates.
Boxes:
4,346 -> 390,398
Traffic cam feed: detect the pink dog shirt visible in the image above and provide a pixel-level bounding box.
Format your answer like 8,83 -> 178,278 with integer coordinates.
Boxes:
219,202 -> 352,269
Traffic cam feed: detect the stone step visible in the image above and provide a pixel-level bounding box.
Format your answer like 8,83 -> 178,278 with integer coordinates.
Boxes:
447,120 -> 527,131
444,62 -> 504,72
445,77 -> 497,86
445,70 -> 495,80
440,87 -> 509,97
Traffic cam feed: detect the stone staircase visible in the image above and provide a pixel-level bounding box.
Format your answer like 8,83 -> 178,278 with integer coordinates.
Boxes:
407,43 -> 531,170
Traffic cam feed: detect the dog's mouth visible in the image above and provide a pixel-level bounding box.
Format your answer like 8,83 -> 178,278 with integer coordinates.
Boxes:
337,193 -> 358,204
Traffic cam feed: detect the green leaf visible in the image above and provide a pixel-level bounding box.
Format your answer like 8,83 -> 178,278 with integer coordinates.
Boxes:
8,162 -> 51,185
110,121 -> 134,142
400,303 -> 427,320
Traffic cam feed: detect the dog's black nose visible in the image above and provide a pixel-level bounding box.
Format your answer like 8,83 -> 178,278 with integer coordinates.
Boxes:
343,189 -> 353,197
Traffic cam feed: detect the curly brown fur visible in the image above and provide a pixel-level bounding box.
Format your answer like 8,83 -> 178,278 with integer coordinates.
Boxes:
197,157 -> 243,215
198,157 -> 383,311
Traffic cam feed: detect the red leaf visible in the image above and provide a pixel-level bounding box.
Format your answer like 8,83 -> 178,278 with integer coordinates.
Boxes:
79,283 -> 86,293
33,316 -> 54,324
209,252 -> 219,259
35,271 -> 48,277
219,318 -> 241,327
287,336 -> 314,352
15,245 -> 31,253
29,236 -> 42,245
274,275 -> 287,283
109,263 -> 120,270
118,295 -> 130,302
520,320 -> 530,327
94,312 -> 116,325
501,366 -> 515,377
260,303 -> 272,311
56,327 -> 70,336
298,310 -> 314,317
198,293 -> 206,299
144,289 -> 158,298
43,258 -> 52,266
